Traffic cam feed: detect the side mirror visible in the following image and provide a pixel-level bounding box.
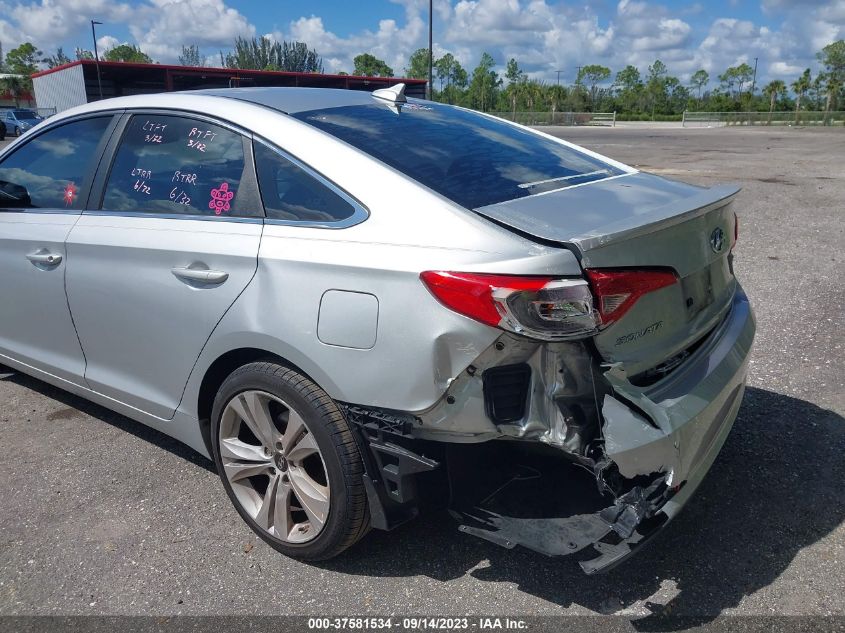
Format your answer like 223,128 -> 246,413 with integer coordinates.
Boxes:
0,180 -> 32,208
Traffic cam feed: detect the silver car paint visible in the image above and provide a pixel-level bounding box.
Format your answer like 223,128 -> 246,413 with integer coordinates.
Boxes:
64,215 -> 263,419
0,211 -> 86,383
0,91 -> 754,525
0,93 -> 581,451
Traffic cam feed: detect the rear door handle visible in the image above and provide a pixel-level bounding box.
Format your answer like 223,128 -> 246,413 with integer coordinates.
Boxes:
171,266 -> 229,285
26,251 -> 62,266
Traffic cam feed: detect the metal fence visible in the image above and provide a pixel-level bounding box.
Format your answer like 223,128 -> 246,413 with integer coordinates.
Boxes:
489,111 -> 617,126
682,110 -> 845,127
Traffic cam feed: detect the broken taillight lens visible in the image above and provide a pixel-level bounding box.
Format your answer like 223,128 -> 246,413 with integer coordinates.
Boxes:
584,268 -> 678,327
420,271 -> 598,340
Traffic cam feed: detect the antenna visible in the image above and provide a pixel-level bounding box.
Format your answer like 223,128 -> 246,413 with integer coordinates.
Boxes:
372,83 -> 407,104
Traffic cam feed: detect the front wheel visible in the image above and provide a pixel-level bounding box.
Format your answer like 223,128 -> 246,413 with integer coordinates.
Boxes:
14,127 -> 21,137
210,361 -> 369,560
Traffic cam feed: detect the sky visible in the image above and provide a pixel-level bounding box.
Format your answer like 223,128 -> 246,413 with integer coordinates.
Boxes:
1,0 -> 843,86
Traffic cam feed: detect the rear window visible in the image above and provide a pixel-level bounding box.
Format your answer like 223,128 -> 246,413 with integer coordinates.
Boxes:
293,102 -> 623,209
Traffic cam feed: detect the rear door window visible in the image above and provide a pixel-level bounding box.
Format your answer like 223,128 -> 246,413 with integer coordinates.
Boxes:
254,142 -> 359,223
101,115 -> 249,217
293,102 -> 624,209
0,116 -> 112,209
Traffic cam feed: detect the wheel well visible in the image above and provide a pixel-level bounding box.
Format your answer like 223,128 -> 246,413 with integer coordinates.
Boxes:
197,348 -> 284,456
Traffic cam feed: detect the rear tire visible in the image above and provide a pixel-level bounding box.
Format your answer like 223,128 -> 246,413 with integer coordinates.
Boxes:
210,361 -> 369,560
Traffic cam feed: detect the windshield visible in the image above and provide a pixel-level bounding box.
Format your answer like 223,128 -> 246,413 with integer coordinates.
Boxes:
14,111 -> 38,120
293,102 -> 624,209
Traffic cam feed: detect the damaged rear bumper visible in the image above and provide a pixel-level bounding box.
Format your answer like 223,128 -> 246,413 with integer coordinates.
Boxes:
453,287 -> 755,572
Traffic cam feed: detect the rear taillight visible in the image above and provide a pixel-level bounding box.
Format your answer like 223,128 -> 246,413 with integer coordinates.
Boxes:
584,268 -> 678,327
420,271 -> 598,340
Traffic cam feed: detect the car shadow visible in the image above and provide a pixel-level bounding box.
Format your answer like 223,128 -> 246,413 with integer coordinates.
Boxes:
316,386 -> 844,624
0,366 -> 216,474
4,366 -> 842,623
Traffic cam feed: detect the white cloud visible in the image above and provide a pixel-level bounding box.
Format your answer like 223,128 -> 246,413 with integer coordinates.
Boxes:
12,0 -> 134,43
4,0 -> 253,63
130,0 -> 255,62
280,8 -> 425,75
0,0 -> 841,86
769,60 -> 806,75
97,35 -> 120,53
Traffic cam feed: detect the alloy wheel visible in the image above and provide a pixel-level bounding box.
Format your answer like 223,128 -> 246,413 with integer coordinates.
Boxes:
218,390 -> 330,543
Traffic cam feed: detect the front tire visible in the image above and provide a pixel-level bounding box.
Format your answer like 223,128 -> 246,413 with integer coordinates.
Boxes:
14,127 -> 21,137
210,361 -> 369,560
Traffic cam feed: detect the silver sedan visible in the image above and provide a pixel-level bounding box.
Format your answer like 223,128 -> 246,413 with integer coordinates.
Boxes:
0,85 -> 754,572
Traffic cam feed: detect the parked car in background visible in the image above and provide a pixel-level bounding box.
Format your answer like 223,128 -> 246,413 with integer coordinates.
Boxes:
0,119 -> 5,141
3,109 -> 43,137
0,86 -> 754,573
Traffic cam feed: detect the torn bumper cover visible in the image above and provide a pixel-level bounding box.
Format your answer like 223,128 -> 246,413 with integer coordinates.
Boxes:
456,288 -> 755,573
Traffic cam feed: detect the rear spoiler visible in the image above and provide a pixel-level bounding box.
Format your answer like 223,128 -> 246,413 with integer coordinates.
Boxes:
567,183 -> 740,253
474,171 -> 739,255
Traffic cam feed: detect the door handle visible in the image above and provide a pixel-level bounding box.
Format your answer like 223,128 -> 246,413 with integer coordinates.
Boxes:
26,251 -> 62,266
171,266 -> 229,285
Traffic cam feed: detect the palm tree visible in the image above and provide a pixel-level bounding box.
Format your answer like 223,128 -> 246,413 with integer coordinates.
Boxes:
506,80 -> 524,121
823,74 -> 842,125
0,76 -> 26,107
524,81 -> 544,123
791,69 -> 812,124
763,80 -> 786,124
546,84 -> 567,124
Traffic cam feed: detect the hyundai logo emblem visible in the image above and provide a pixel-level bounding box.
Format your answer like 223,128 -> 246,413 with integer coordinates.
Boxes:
710,227 -> 725,253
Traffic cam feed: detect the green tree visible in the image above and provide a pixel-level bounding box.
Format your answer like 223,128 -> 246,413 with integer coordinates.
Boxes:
690,69 -> 709,105
405,48 -> 431,80
505,58 -> 524,84
817,40 -> 845,115
103,44 -> 153,63
735,63 -> 754,98
224,37 -> 322,72
615,65 -> 643,113
763,79 -> 786,122
523,80 -> 545,112
503,58 -> 526,118
178,45 -> 202,67
75,48 -> 94,61
1,76 -> 26,106
718,66 -> 738,100
818,40 -> 845,78
791,68 -> 812,122
646,59 -> 668,118
665,76 -> 689,113
434,53 -> 467,103
279,41 -> 323,73
467,52 -> 500,111
353,53 -> 393,77
577,64 -> 611,110
6,43 -> 43,75
45,47 -> 71,69
3,43 -> 42,105
546,83 -> 567,121
434,53 -> 453,95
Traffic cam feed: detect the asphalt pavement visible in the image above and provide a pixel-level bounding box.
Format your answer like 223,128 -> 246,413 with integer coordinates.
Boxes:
0,126 -> 843,620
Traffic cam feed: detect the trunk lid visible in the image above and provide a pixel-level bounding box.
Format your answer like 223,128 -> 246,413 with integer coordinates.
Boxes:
474,172 -> 740,377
